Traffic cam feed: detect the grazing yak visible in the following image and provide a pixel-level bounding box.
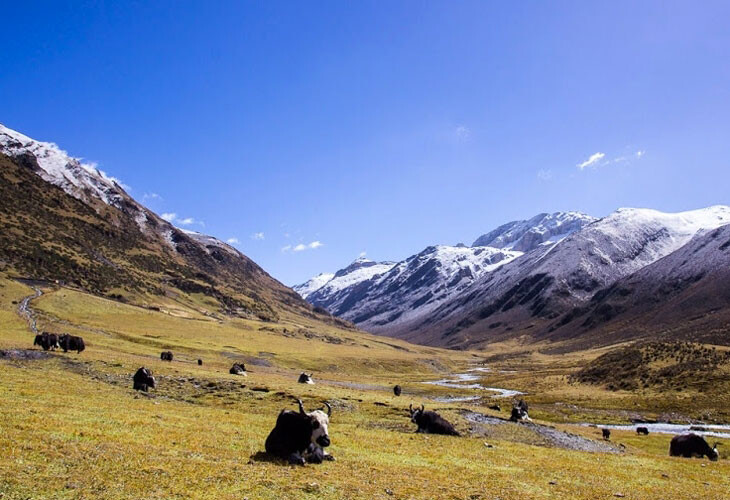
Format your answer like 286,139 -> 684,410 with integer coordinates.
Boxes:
509,399 -> 530,422
298,372 -> 314,384
669,434 -> 719,461
133,367 -> 156,392
636,427 -> 650,435
393,385 -> 402,396
602,429 -> 611,440
160,351 -> 173,362
33,332 -> 59,351
265,399 -> 334,465
409,404 -> 460,436
58,334 -> 85,353
229,363 -> 246,376
488,404 -> 501,412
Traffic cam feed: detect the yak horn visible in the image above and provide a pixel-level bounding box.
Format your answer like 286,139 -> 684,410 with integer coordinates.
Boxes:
324,402 -> 331,417
421,404 -> 425,412
297,399 -> 306,415
409,403 -> 413,414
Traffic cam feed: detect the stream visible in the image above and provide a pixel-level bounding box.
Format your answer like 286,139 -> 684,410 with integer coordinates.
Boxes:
424,367 -> 525,400
582,422 -> 730,439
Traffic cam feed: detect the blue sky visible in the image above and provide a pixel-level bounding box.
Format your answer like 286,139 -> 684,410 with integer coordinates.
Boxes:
2,1 -> 729,285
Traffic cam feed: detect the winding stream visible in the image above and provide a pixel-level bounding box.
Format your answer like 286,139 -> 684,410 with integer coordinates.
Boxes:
582,422 -> 730,439
425,367 -> 525,399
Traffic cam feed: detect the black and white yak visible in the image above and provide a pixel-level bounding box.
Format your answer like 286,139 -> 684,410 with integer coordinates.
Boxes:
265,399 -> 334,465
509,399 -> 530,422
298,372 -> 314,384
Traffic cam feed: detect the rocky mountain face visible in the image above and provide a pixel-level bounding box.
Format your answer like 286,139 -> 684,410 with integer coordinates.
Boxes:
472,211 -> 597,251
298,206 -> 730,349
0,123 -> 328,324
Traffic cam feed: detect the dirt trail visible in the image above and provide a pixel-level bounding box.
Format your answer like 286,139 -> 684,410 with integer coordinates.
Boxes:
463,411 -> 623,454
18,286 -> 42,334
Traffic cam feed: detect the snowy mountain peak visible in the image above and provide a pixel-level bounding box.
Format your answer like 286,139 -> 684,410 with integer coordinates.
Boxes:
293,272 -> 336,299
0,123 -> 128,208
472,211 -> 597,252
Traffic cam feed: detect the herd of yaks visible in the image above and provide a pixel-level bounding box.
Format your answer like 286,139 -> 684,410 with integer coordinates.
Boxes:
31,334 -> 723,465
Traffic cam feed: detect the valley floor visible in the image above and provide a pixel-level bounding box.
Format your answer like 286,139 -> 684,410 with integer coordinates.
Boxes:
0,278 -> 728,499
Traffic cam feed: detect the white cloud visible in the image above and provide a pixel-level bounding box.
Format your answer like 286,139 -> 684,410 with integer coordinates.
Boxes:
282,241 -> 324,253
359,251 -> 367,258
454,125 -> 471,142
226,238 -> 240,244
537,169 -> 553,181
636,150 -> 645,158
577,152 -> 605,170
143,192 -> 162,201
161,213 -> 204,227
251,232 -> 265,241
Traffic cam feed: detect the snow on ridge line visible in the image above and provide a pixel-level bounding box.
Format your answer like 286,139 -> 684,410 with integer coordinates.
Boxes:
0,123 -> 126,207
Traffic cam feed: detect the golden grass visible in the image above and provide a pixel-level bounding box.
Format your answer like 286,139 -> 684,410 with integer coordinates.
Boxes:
1,277 -> 728,499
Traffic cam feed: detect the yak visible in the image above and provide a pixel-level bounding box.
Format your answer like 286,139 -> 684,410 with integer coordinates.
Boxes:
230,363 -> 246,375
160,351 -> 173,362
58,334 -> 85,353
488,404 -> 501,412
602,429 -> 611,440
197,359 -> 203,366
298,372 -> 314,384
636,427 -> 650,435
509,399 -> 530,422
34,332 -> 59,351
669,434 -> 719,461
265,399 -> 334,465
133,367 -> 156,392
393,385 -> 402,396
409,404 -> 460,436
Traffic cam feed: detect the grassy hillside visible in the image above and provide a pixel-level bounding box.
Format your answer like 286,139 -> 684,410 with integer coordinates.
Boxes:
1,276 -> 728,499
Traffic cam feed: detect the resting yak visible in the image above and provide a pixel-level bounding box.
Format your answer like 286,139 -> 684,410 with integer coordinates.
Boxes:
229,363 -> 246,376
409,404 -> 460,436
33,332 -> 59,351
393,385 -> 402,396
133,367 -> 156,392
58,334 -> 85,353
160,351 -> 173,362
298,372 -> 314,384
509,399 -> 530,422
669,434 -> 719,461
265,399 -> 334,465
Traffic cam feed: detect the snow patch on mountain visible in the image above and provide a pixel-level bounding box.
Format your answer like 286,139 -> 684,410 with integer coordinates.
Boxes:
293,272 -> 336,299
473,212 -> 597,251
0,123 -> 128,208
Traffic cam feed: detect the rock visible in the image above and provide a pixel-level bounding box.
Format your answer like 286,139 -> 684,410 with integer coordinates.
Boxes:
614,494 -> 625,498
385,489 -> 394,496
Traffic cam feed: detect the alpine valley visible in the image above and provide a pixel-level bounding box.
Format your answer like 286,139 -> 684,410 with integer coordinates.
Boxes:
297,207 -> 730,350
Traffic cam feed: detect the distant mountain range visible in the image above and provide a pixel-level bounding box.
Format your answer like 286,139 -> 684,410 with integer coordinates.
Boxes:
0,123 -> 340,327
297,206 -> 730,349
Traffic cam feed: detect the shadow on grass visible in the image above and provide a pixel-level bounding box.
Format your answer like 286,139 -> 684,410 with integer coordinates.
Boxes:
249,451 -> 283,464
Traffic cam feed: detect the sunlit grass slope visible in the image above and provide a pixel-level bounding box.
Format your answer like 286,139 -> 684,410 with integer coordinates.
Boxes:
1,277 -> 728,499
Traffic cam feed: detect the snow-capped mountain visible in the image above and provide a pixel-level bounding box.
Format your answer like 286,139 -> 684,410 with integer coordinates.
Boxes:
293,273 -> 336,299
411,205 -> 730,348
297,206 -> 730,349
472,211 -> 597,251
0,123 -> 320,323
0,124 -> 129,208
302,245 -> 523,334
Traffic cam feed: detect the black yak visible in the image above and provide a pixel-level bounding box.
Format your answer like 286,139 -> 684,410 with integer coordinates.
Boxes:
636,427 -> 649,435
409,404 -> 460,436
160,351 -> 173,361
393,385 -> 402,396
58,334 -> 84,353
133,367 -> 156,392
669,434 -> 719,461
602,428 -> 611,440
34,332 -> 59,351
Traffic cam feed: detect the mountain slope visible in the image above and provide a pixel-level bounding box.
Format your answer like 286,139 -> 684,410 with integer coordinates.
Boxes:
0,124 -> 326,323
414,206 -> 730,348
472,211 -> 597,251
303,245 -> 523,334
